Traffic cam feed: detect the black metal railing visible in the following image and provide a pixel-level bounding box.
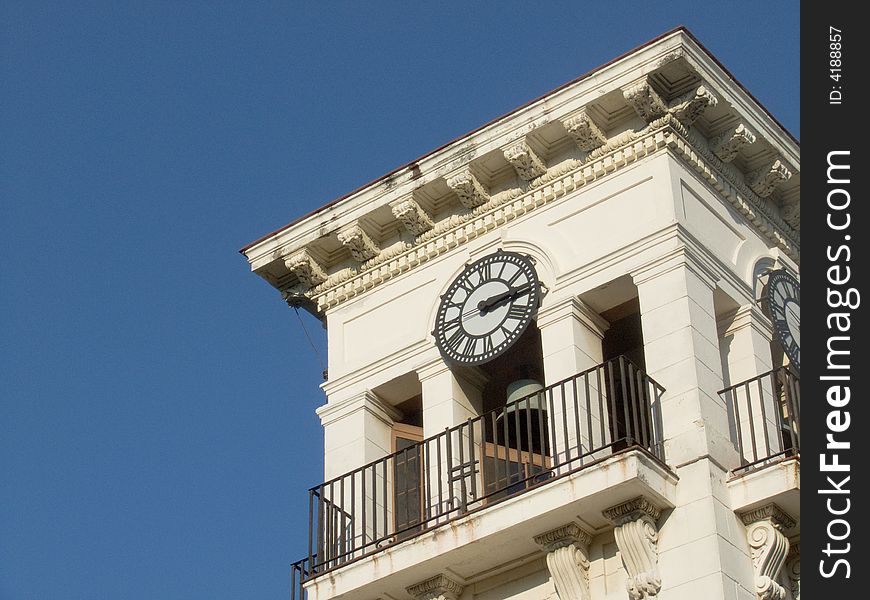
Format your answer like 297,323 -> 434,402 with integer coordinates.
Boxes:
285,356 -> 664,595
719,367 -> 800,471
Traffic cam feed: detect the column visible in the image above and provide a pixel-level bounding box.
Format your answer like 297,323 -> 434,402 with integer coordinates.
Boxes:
537,296 -> 610,468
632,252 -> 730,466
534,522 -> 594,600
632,250 -> 749,599
718,305 -> 783,465
315,390 -> 402,564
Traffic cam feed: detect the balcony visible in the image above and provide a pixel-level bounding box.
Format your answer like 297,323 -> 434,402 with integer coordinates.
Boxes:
719,367 -> 800,523
291,357 -> 677,599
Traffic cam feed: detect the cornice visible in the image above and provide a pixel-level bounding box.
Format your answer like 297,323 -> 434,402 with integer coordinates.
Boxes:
243,32 -> 799,316
296,115 -> 797,313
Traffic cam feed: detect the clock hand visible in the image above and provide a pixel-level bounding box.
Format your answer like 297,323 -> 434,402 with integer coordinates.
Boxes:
477,284 -> 532,315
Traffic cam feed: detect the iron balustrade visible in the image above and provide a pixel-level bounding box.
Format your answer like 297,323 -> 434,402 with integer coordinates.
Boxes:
719,367 -> 800,471
290,356 -> 665,595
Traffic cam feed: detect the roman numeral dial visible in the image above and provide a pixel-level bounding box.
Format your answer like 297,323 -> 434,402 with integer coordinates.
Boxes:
766,269 -> 800,371
433,251 -> 541,365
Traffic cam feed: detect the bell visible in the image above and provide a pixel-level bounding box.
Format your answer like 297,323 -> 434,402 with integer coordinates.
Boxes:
504,378 -> 545,413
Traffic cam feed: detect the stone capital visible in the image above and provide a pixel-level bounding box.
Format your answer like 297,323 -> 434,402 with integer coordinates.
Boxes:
717,304 -> 774,340
406,574 -> 464,600
669,84 -> 718,125
390,196 -> 434,236
710,123 -> 757,162
562,109 -> 607,152
446,169 -> 490,209
623,78 -> 668,122
504,140 -> 547,181
747,158 -> 793,198
283,248 -> 327,287
534,521 -> 594,551
603,496 -> 662,526
536,296 -> 609,339
630,246 -> 720,291
337,222 -> 381,262
316,389 -> 402,429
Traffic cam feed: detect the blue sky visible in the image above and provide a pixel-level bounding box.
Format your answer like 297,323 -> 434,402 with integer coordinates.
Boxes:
1,2 -> 798,598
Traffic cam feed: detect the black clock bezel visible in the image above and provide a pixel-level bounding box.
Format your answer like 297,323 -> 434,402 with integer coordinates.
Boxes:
766,269 -> 800,371
433,251 -> 541,366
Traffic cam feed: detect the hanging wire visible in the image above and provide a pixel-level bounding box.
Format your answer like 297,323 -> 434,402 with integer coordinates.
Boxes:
293,306 -> 327,379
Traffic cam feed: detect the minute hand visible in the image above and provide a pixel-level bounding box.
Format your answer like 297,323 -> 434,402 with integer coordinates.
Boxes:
477,284 -> 532,314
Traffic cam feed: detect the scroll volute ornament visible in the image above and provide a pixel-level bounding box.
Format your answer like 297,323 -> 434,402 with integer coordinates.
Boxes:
603,497 -> 662,600
740,504 -> 795,600
534,522 -> 593,600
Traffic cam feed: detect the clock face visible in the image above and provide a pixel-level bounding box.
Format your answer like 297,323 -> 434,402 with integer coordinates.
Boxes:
433,251 -> 541,365
766,269 -> 800,371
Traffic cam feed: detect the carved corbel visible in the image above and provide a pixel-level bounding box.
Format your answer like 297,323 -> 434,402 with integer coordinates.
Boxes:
406,574 -> 464,600
504,140 -> 547,181
283,249 -> 327,287
390,196 -> 434,236
781,196 -> 800,230
785,540 -> 800,600
747,158 -> 793,198
446,169 -> 490,209
669,85 -> 718,125
603,496 -> 662,600
337,223 -> 380,262
562,109 -> 607,151
739,504 -> 795,600
534,522 -> 594,600
623,79 -> 668,122
710,123 -> 757,162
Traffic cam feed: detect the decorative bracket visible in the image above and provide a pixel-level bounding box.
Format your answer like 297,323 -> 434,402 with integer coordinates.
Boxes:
785,540 -> 800,600
746,158 -> 793,198
603,496 -> 662,600
781,196 -> 799,230
562,109 -> 607,152
390,196 -> 434,235
283,249 -> 327,287
446,169 -> 490,209
337,223 -> 381,262
669,85 -> 718,125
534,522 -> 594,600
504,140 -> 548,181
623,79 -> 668,123
739,503 -> 795,600
710,123 -> 757,162
406,574 -> 464,600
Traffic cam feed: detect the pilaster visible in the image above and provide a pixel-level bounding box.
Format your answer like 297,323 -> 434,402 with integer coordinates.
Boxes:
632,249 -> 730,466
317,389 -> 402,480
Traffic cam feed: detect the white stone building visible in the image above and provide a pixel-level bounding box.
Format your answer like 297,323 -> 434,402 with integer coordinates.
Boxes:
242,27 -> 800,600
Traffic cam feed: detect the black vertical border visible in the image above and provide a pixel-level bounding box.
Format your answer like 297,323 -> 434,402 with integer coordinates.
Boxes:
801,4 -> 868,596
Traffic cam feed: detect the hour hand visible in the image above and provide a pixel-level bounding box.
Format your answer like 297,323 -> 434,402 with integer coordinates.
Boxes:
477,285 -> 531,314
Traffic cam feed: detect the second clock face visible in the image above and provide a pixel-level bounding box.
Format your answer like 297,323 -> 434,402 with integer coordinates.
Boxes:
767,269 -> 800,371
434,251 -> 541,365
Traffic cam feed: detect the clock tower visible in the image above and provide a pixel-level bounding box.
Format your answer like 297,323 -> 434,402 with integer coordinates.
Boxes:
242,27 -> 800,600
